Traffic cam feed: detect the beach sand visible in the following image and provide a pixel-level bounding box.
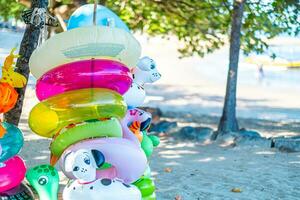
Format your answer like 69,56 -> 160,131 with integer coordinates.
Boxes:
18,107 -> 300,200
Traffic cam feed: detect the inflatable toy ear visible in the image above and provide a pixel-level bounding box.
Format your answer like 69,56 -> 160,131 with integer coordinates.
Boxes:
63,151 -> 75,173
140,118 -> 152,131
91,149 -> 105,168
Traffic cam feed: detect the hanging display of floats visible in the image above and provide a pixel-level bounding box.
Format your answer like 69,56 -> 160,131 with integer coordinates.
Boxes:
24,3 -> 161,200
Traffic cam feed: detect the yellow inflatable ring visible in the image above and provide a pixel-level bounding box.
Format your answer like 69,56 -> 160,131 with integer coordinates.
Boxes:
28,88 -> 127,138
29,26 -> 141,78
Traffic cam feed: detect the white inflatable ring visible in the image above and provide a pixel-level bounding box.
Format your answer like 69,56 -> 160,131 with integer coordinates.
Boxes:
29,26 -> 141,78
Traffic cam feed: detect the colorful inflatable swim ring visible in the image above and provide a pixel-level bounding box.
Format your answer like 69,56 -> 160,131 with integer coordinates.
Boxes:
0,156 -> 26,192
0,82 -> 18,113
50,118 -> 122,157
36,59 -> 132,101
60,138 -> 147,184
67,4 -> 130,32
29,26 -> 141,79
29,88 -> 127,138
121,108 -> 152,146
0,122 -> 24,163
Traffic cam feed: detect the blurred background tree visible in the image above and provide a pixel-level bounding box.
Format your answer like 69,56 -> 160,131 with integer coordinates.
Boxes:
0,0 -> 25,21
1,0 -> 299,135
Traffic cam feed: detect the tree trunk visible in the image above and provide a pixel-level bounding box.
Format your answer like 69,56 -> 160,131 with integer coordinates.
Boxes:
217,0 -> 245,135
4,0 -> 48,126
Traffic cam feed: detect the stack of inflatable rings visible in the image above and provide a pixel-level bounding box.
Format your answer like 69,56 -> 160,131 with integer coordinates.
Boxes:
28,4 -> 155,200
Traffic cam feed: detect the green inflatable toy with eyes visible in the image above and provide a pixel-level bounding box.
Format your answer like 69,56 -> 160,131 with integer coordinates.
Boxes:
26,164 -> 59,200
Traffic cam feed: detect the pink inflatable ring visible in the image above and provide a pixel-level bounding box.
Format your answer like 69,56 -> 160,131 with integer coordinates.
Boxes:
36,59 -> 132,101
0,156 -> 26,192
60,138 -> 147,184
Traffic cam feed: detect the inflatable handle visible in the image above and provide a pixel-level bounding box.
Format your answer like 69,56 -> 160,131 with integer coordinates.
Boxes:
29,88 -> 127,138
133,177 -> 156,199
26,164 -> 59,200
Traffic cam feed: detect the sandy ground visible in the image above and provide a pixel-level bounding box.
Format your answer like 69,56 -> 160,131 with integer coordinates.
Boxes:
2,29 -> 300,199
18,112 -> 300,200
152,138 -> 300,200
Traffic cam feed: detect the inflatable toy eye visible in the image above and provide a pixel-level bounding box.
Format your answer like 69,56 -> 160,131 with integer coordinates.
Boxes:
73,166 -> 79,172
150,63 -> 156,69
38,176 -> 48,186
84,157 -> 91,165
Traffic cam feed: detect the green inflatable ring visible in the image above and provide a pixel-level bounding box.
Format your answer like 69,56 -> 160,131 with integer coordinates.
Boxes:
50,118 -> 122,157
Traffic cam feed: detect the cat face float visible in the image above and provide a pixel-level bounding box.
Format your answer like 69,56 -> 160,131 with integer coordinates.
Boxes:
62,149 -> 142,200
123,56 -> 161,108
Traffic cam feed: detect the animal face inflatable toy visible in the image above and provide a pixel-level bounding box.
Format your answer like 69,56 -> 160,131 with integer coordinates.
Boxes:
124,57 -> 161,108
123,83 -> 146,108
63,178 -> 142,200
64,149 -> 105,183
133,56 -> 161,85
121,108 -> 152,145
26,165 -> 59,200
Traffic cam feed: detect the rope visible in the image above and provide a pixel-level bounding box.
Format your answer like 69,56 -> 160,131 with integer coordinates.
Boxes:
93,0 -> 98,26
